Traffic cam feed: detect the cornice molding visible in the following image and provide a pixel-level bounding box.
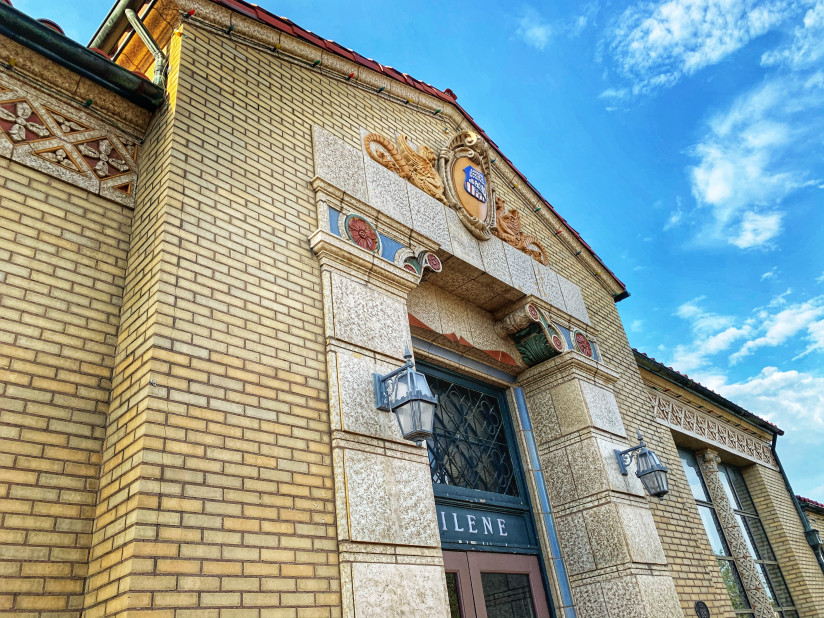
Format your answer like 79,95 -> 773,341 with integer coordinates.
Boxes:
308,229 -> 419,299
648,389 -> 776,468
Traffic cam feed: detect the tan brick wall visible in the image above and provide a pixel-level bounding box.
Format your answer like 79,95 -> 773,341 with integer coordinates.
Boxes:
81,34 -> 182,618
81,24 -> 340,617
159,17 -> 735,615
0,156 -> 131,615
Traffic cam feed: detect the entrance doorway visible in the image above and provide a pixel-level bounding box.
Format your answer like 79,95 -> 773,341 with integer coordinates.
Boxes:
444,551 -> 550,618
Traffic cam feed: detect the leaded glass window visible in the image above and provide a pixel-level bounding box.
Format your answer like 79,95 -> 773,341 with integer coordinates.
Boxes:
679,449 -> 798,617
719,464 -> 797,618
424,371 -> 519,497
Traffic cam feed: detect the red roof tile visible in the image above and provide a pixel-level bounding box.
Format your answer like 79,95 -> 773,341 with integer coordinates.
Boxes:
798,496 -> 824,513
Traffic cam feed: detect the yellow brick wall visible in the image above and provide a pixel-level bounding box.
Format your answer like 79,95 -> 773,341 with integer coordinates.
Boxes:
0,156 -> 131,615
82,24 -> 341,617
161,19 -> 740,616
81,35 -> 182,618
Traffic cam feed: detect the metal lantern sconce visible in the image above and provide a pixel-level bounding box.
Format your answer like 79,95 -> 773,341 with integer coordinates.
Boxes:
615,430 -> 670,500
374,346 -> 438,443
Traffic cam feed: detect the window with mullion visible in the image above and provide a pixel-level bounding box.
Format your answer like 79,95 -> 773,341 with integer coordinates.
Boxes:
720,465 -> 797,617
679,450 -> 753,614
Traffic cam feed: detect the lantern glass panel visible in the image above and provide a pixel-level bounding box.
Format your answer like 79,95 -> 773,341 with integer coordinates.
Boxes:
640,469 -> 669,497
393,370 -> 412,403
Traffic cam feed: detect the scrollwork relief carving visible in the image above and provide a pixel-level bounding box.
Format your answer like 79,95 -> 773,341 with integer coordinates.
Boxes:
493,196 -> 549,265
648,391 -> 775,467
363,132 -> 447,204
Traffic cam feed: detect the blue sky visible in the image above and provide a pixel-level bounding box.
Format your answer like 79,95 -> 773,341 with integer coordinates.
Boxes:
18,0 -> 824,497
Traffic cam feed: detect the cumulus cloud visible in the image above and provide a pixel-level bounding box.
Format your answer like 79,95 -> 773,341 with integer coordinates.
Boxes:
702,367 -> 824,434
516,8 -> 553,50
762,0 -> 824,68
606,0 -> 801,95
688,74 -> 823,247
669,292 -> 824,373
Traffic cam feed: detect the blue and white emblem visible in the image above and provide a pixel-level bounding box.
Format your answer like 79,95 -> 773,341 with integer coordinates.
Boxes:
462,165 -> 487,203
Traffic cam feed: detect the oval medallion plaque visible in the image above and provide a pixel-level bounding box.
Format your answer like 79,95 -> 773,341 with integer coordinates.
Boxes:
694,601 -> 710,618
439,131 -> 497,240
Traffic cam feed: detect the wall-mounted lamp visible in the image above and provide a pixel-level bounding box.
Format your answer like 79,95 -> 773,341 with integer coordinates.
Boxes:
374,347 -> 438,443
615,430 -> 670,499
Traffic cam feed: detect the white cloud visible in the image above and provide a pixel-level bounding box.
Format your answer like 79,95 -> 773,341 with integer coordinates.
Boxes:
570,3 -> 600,37
670,297 -> 749,372
517,8 -> 553,50
607,0 -> 801,95
630,319 -> 645,332
688,73 -> 823,247
669,293 -> 824,372
599,87 -> 630,100
664,197 -> 684,230
731,211 -> 784,248
731,296 -> 824,361
762,0 -> 824,68
816,271 -> 824,283
761,267 -> 779,280
703,367 -> 824,435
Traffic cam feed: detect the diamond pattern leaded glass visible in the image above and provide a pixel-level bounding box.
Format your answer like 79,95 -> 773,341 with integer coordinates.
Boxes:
425,373 -> 519,496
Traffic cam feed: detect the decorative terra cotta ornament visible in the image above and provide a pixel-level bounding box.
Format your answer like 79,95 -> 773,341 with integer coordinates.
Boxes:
363,132 -> 447,204
493,196 -> 549,265
345,214 -> 380,253
438,130 -> 497,240
573,331 -> 593,358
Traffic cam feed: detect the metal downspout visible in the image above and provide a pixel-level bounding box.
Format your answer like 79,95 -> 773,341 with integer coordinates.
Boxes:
88,0 -> 132,50
124,8 -> 165,87
770,434 -> 824,575
0,3 -> 164,110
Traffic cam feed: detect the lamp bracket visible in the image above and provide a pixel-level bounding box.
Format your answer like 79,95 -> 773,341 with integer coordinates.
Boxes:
614,429 -> 647,476
373,350 -> 415,412
614,445 -> 643,476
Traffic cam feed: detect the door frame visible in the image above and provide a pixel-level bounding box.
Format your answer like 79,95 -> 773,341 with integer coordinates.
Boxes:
444,550 -> 551,618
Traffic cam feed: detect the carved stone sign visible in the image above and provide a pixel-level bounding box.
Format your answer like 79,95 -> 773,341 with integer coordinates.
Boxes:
436,503 -> 533,550
439,131 -> 497,239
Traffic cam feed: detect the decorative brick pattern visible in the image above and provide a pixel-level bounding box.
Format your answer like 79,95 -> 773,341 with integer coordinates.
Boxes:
0,74 -> 140,208
650,391 -> 776,467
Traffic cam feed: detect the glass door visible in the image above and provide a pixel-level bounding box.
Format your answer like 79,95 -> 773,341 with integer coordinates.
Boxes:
444,551 -> 551,618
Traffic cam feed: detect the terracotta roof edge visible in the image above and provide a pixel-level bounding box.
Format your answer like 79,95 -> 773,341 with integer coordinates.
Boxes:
633,349 -> 783,436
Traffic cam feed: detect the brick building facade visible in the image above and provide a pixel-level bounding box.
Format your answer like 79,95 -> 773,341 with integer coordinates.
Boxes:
0,0 -> 822,616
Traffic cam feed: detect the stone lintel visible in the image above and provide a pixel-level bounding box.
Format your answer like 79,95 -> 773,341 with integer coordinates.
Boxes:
310,229 -> 419,300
